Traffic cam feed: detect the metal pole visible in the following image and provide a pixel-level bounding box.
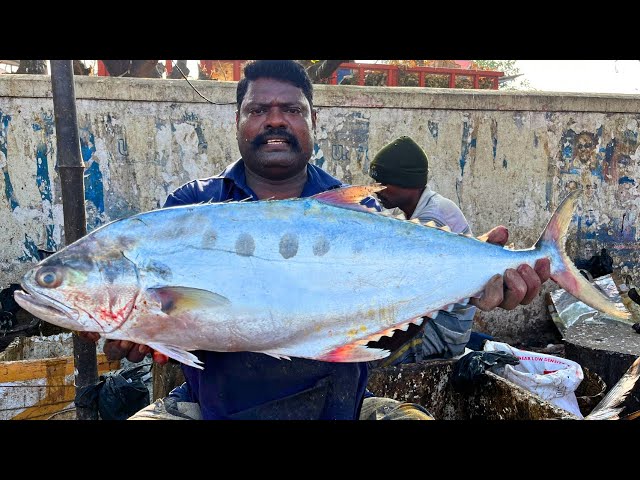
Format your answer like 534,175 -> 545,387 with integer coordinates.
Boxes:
50,60 -> 99,420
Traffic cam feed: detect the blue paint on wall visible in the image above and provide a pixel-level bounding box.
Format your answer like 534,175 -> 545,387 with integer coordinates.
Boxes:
0,110 -> 19,210
312,143 -> 325,168
502,157 -> 508,169
427,121 -> 438,139
459,121 -> 470,176
619,176 -> 636,185
623,129 -> 638,143
32,112 -> 55,135
18,234 -> 40,262
2,170 -> 18,210
80,128 -> 105,229
35,143 -> 57,251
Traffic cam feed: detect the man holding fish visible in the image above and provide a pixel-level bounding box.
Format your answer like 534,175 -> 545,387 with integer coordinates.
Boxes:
77,60 -> 550,419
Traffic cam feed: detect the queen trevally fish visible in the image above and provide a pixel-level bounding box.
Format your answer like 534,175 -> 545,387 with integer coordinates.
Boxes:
14,186 -> 630,369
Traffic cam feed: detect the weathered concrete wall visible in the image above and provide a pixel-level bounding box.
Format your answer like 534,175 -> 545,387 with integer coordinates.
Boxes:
1,75 -> 639,344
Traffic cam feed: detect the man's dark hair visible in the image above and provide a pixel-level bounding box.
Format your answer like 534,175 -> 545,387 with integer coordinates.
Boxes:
236,60 -> 313,109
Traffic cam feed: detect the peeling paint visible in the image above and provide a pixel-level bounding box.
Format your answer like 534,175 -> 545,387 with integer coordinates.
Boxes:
312,143 -> 325,168
491,118 -> 498,163
427,121 -> 438,139
34,120 -> 56,252
80,128 -> 105,231
0,110 -> 18,210
459,120 -> 470,176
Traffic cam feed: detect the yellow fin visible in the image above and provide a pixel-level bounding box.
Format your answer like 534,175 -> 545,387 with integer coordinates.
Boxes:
420,220 -> 451,232
148,286 -> 231,315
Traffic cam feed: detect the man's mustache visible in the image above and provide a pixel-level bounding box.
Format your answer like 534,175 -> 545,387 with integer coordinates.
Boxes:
251,129 -> 300,150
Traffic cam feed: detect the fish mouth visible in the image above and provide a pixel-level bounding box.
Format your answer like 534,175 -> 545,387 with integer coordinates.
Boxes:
13,285 -> 79,323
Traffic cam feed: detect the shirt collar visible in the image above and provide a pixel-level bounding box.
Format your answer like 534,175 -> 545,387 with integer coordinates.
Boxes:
217,159 -> 344,199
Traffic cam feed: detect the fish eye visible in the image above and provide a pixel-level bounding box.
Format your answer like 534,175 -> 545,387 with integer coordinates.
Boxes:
35,267 -> 63,288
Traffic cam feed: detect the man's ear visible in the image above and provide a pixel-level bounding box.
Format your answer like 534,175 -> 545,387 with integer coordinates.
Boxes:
311,108 -> 317,132
235,109 -> 239,127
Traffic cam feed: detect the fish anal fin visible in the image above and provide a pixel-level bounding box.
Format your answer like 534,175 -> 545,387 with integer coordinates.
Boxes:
147,342 -> 204,370
355,317 -> 425,344
148,286 -> 231,315
318,343 -> 390,362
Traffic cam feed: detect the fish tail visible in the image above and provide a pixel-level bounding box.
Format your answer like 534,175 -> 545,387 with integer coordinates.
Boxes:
535,189 -> 631,321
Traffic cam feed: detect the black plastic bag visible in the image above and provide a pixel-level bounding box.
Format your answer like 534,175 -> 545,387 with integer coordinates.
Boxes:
76,364 -> 151,420
450,351 -> 520,394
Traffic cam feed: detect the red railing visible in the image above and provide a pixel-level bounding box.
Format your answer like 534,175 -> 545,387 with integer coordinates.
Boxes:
327,62 -> 503,90
98,61 -> 504,90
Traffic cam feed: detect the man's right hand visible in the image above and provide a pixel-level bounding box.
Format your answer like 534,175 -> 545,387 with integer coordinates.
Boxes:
76,332 -> 169,364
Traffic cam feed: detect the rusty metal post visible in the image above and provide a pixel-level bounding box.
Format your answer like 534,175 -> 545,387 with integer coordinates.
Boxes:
50,60 -> 99,420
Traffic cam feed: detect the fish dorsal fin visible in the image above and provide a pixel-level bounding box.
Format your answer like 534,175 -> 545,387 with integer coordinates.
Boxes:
420,220 -> 452,232
312,185 -> 383,213
147,286 -> 231,315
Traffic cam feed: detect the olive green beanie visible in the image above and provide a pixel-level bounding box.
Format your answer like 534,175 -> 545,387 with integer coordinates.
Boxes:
369,136 -> 428,188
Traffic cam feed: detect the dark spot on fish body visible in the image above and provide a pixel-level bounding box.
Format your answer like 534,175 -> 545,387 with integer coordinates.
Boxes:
116,235 -> 137,250
236,233 -> 255,257
146,260 -> 173,280
279,233 -> 299,259
313,236 -> 330,256
201,230 -> 218,248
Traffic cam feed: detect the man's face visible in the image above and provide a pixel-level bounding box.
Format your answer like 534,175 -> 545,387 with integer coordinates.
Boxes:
374,183 -> 414,210
236,77 -> 316,181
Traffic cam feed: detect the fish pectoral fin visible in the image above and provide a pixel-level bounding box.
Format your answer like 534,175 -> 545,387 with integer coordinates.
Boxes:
147,286 -> 231,315
147,342 -> 204,370
318,343 -> 390,362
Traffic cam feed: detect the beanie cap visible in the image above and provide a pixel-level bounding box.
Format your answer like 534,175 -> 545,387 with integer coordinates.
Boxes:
369,136 -> 428,188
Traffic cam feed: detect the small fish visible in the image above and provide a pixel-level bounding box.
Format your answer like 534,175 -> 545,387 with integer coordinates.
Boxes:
14,186 -> 630,369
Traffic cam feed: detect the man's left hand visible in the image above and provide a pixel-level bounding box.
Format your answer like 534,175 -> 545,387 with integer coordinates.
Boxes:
470,226 -> 551,311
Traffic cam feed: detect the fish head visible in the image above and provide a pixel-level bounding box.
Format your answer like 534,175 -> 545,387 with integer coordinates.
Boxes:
13,237 -> 141,335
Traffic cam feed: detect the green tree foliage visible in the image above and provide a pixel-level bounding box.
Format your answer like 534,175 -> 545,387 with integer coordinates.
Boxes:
473,60 -> 533,90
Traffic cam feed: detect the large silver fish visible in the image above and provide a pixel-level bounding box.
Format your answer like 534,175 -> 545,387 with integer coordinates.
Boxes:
13,186 -> 630,369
